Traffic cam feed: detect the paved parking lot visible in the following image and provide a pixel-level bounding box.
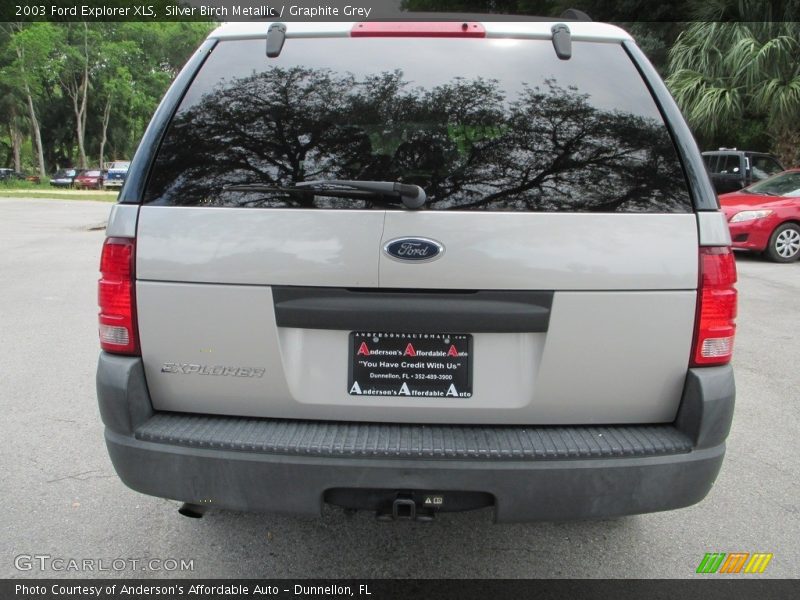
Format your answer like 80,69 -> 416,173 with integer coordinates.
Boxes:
1,198 -> 798,578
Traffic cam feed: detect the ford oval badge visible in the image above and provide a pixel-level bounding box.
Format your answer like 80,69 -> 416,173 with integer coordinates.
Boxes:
383,237 -> 444,262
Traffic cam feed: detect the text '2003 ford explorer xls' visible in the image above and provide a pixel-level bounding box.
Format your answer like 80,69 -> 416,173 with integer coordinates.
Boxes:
97,20 -> 737,522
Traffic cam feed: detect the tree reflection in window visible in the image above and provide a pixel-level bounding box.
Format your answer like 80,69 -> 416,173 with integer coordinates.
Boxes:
146,66 -> 690,213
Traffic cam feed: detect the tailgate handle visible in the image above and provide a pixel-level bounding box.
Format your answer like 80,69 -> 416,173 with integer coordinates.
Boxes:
272,287 -> 553,333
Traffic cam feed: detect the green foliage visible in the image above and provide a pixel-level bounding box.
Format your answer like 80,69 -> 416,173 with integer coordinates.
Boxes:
1,23 -> 61,94
666,18 -> 800,163
0,178 -> 49,189
0,21 -> 213,172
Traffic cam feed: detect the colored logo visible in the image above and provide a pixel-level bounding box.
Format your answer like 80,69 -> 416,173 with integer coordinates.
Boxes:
383,237 -> 444,262
696,552 -> 773,574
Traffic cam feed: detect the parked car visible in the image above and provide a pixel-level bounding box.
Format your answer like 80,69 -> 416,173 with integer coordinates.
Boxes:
0,168 -> 23,182
104,161 -> 131,189
703,149 -> 784,195
720,169 -> 800,262
74,169 -> 106,190
0,168 -> 40,184
97,20 -> 736,522
50,168 -> 82,188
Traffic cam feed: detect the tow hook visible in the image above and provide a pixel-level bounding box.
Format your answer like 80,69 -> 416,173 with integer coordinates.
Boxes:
376,494 -> 435,522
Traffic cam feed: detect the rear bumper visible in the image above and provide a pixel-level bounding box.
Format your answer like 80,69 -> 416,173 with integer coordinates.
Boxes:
727,217 -> 777,252
97,353 -> 734,522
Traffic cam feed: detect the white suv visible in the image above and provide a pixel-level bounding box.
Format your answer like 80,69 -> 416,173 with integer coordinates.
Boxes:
97,19 -> 737,522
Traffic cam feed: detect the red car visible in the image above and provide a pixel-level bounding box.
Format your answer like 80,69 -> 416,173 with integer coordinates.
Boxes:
73,169 -> 106,190
719,169 -> 800,262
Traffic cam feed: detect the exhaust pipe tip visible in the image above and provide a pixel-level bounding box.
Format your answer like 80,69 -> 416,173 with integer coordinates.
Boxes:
178,503 -> 207,518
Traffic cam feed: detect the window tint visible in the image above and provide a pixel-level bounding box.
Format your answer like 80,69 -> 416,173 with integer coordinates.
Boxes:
145,37 -> 691,213
715,155 -> 741,175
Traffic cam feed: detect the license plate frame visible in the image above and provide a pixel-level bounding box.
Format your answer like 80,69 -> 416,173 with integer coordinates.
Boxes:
348,332 -> 473,398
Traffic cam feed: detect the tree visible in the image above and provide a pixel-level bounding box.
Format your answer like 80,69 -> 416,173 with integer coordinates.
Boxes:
6,105 -> 25,172
93,33 -> 141,167
0,20 -> 213,173
0,23 -> 60,177
0,30 -> 25,172
666,2 -> 800,164
91,21 -> 211,162
57,23 -> 98,168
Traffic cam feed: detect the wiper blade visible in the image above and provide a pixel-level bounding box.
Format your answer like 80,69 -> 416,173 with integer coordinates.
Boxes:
297,179 -> 427,209
224,183 -> 396,202
224,180 -> 427,209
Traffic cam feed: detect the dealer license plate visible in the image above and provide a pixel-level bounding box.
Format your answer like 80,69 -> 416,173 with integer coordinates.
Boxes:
348,332 -> 472,398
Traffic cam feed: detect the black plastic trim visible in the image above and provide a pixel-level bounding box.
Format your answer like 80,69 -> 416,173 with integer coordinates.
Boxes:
272,287 -> 553,333
118,39 -> 217,205
96,353 -> 153,436
551,24 -> 572,60
266,23 -> 287,58
622,40 -> 719,212
135,413 -> 693,460
106,430 -> 724,521
97,355 -> 734,520
676,366 -> 735,449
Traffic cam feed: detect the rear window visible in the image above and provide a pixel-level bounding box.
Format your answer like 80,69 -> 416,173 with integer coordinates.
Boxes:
144,37 -> 692,213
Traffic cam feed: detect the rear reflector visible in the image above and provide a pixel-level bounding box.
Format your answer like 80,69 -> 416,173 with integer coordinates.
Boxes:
691,247 -> 737,366
351,22 -> 486,38
98,237 -> 139,355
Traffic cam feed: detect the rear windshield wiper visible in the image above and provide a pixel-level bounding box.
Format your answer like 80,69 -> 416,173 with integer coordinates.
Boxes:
224,183 -> 375,200
224,180 -> 427,209
297,180 -> 426,209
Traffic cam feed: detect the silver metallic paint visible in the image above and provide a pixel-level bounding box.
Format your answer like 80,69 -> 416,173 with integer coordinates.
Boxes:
105,204 -> 138,238
697,211 -> 733,246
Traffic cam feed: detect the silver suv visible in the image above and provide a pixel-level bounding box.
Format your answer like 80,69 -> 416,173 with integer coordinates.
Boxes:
97,20 -> 737,522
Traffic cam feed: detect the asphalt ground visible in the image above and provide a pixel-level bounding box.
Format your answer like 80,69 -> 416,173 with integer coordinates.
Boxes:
1,198 -> 798,579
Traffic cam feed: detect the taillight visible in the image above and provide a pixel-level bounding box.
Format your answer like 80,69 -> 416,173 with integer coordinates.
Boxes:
691,247 -> 737,366
351,22 -> 486,38
98,237 -> 139,355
